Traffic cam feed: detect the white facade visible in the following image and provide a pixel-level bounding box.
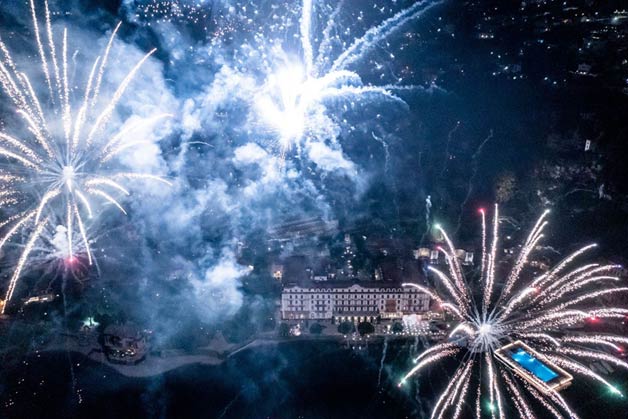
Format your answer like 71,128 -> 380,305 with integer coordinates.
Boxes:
281,283 -> 431,322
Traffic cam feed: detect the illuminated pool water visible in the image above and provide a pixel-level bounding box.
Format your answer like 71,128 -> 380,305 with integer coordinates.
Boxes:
511,348 -> 559,382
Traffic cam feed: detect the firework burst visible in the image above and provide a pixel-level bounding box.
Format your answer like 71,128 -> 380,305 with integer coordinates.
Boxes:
0,0 -> 170,313
254,0 -> 440,157
400,205 -> 627,418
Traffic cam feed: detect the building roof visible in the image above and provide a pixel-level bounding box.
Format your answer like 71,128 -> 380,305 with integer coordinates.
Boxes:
283,280 -> 427,291
269,217 -> 339,240
378,258 -> 424,283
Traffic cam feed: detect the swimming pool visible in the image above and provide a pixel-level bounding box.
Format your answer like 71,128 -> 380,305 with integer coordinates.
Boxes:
511,348 -> 559,383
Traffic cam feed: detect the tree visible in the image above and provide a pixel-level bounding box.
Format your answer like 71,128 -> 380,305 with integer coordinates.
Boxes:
495,171 -> 516,203
278,322 -> 290,337
309,323 -> 324,335
392,322 -> 404,333
337,321 -> 355,335
357,322 -> 375,336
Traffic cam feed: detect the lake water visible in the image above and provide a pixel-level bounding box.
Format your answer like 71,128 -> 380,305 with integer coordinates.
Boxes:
1,340 -> 626,418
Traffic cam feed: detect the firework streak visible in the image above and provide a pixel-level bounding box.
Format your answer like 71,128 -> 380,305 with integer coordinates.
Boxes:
0,0 -> 170,312
400,205 -> 627,418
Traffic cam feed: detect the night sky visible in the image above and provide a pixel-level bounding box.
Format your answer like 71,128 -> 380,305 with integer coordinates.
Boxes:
1,1 -> 628,418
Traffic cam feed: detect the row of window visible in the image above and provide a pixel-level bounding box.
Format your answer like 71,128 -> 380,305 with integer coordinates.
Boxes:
286,304 -> 427,311
284,288 -> 422,294
285,294 -> 427,300
287,306 -> 427,313
309,299 -> 425,305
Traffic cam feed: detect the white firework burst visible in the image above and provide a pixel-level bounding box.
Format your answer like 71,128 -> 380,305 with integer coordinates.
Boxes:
400,205 -> 627,418
0,0 -> 171,312
254,0 -> 441,157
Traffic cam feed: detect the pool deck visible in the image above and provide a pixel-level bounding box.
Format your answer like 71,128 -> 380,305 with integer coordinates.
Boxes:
495,340 -> 573,394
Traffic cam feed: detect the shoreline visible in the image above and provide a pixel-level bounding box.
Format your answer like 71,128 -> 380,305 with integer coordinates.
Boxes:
22,325 -> 438,379
36,334 -> 354,378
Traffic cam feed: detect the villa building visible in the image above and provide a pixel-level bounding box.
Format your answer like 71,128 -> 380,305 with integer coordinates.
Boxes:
281,282 -> 431,323
102,323 -> 148,365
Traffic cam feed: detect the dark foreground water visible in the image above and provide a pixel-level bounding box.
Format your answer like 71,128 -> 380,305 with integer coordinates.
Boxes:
1,340 -> 627,418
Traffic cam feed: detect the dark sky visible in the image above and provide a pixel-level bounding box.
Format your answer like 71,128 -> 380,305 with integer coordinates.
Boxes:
1,1 -> 628,417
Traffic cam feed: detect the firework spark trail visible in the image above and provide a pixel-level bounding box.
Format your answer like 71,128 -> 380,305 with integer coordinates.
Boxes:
493,369 -> 506,419
28,0 -> 52,100
74,202 -> 92,265
370,132 -> 391,175
551,287 -> 628,312
399,348 -> 460,385
497,286 -> 537,320
0,211 -> 36,250
455,129 -> 493,235
500,209 -> 550,298
62,287 -> 81,406
0,1 -> 170,312
425,194 -> 432,236
436,360 -> 473,419
543,275 -> 619,303
483,203 -> 499,312
113,172 -> 173,186
587,308 -> 628,318
428,361 -> 466,419
436,226 -> 467,298
500,370 -> 535,419
4,217 -> 48,305
475,383 -> 481,419
331,0 -> 439,72
321,85 -> 410,106
534,263 -> 601,300
410,336 -> 417,355
519,332 -> 561,347
101,113 -> 173,162
300,0 -> 314,76
377,337 -> 388,388
400,205 -> 628,417
314,0 -> 345,71
485,352 -> 497,419
547,389 -> 579,419
427,266 -> 464,308
62,28 -> 71,143
86,189 -> 127,215
91,22 -> 122,110
86,48 -> 158,146
532,244 -> 599,288
66,201 -> 73,259
515,310 -> 589,330
547,355 -> 622,395
439,121 -> 460,178
537,265 -> 621,305
557,347 -> 628,370
561,334 -> 628,346
448,323 -> 475,339
451,364 -> 474,419
440,303 -> 465,320
412,342 -> 457,363
0,211 -> 25,229
527,385 -> 564,419
480,208 -> 487,282
72,56 -> 101,153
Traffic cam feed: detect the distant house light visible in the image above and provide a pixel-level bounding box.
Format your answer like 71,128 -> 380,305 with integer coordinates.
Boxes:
414,248 -> 431,259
